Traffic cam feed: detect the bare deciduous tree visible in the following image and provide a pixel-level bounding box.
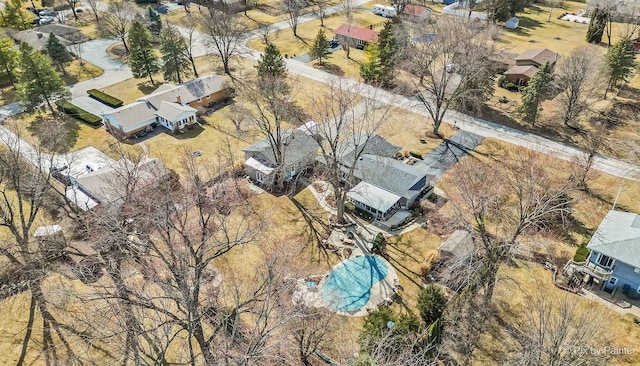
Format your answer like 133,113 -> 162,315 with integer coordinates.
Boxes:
507,290 -> 613,366
283,0 -> 304,38
307,78 -> 392,224
200,9 -> 245,75
409,18 -> 497,136
85,0 -> 100,23
554,46 -> 602,129
442,147 -> 575,307
101,1 -> 138,53
340,0 -> 356,59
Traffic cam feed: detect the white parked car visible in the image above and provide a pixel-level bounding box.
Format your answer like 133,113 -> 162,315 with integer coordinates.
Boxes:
39,9 -> 56,16
38,16 -> 55,25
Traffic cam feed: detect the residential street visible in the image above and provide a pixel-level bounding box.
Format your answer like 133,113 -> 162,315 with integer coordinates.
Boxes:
3,3 -> 640,181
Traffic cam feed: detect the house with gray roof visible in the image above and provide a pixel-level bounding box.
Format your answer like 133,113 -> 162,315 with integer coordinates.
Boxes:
346,154 -> 434,221
102,75 -> 228,138
585,210 -> 640,296
242,130 -> 319,186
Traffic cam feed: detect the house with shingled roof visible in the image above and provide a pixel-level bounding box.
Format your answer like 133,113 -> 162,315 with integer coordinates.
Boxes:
585,210 -> 640,297
502,48 -> 559,86
102,75 -> 229,138
334,24 -> 379,49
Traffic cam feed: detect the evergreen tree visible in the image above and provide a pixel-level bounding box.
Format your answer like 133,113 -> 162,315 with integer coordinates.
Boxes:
160,25 -> 191,84
377,21 -> 398,86
0,37 -> 18,86
359,44 -> 382,84
0,0 -> 31,30
128,21 -> 160,85
146,6 -> 162,36
416,284 -> 447,326
518,62 -> 553,125
46,33 -> 73,75
255,44 -> 287,79
586,6 -> 607,44
16,42 -> 70,113
605,37 -> 636,96
309,29 -> 331,66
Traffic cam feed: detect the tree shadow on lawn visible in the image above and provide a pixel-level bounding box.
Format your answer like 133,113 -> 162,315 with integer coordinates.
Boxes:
476,104 -> 579,146
314,63 -> 345,76
504,6 -> 545,37
137,81 -> 158,95
288,195 -> 336,266
28,114 -> 79,154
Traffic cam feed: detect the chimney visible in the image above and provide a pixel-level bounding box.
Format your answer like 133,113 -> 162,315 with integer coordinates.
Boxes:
176,95 -> 182,104
369,25 -> 373,30
37,32 -> 43,39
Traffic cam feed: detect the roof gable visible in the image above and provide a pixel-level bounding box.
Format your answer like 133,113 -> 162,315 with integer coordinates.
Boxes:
243,130 -> 318,166
515,48 -> 559,65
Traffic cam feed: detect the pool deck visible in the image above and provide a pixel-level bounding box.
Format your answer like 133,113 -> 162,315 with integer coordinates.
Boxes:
294,254 -> 399,317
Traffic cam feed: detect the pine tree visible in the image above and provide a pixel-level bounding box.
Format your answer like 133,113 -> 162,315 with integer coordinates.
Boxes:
309,29 -> 331,66
377,21 -> 398,86
16,42 -> 70,113
146,6 -> 162,36
416,284 -> 447,326
359,44 -> 382,83
46,33 -> 73,75
586,6 -> 607,44
160,25 -> 191,84
0,0 -> 30,30
518,62 -> 553,125
128,21 -> 160,85
605,37 -> 636,96
0,37 -> 18,86
255,44 -> 287,79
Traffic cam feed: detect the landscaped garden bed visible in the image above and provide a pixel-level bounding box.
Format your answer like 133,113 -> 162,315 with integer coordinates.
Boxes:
55,100 -> 102,126
87,89 -> 124,108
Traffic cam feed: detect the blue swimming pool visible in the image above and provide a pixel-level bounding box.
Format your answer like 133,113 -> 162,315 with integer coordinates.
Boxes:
322,255 -> 388,312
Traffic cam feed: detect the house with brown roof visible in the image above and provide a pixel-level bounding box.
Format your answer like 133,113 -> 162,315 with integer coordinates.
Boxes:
102,75 -> 229,138
503,65 -> 538,85
334,24 -> 379,49
502,48 -> 559,86
401,4 -> 431,23
10,29 -> 72,52
514,48 -> 559,68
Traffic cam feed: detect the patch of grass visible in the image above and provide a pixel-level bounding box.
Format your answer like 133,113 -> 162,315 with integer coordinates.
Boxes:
247,10 -> 385,57
61,59 -> 104,85
476,260 -> 640,365
386,228 -> 442,314
378,108 -> 456,156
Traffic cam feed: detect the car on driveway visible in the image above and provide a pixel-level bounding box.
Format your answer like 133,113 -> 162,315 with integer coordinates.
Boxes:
329,38 -> 340,48
39,16 -> 55,25
157,5 -> 169,13
39,9 -> 56,16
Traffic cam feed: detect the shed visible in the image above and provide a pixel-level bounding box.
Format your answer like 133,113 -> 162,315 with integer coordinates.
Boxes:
505,17 -> 520,29
438,230 -> 474,261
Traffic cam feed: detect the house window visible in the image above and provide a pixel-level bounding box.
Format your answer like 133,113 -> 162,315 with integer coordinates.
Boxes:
256,171 -> 265,184
608,276 -> 618,287
597,253 -> 614,268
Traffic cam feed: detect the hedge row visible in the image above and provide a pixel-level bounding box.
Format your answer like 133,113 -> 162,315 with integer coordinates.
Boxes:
87,89 -> 123,108
55,100 -> 102,126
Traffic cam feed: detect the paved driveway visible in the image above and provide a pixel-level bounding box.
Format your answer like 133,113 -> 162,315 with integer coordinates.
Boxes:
416,131 -> 484,179
71,95 -> 114,116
